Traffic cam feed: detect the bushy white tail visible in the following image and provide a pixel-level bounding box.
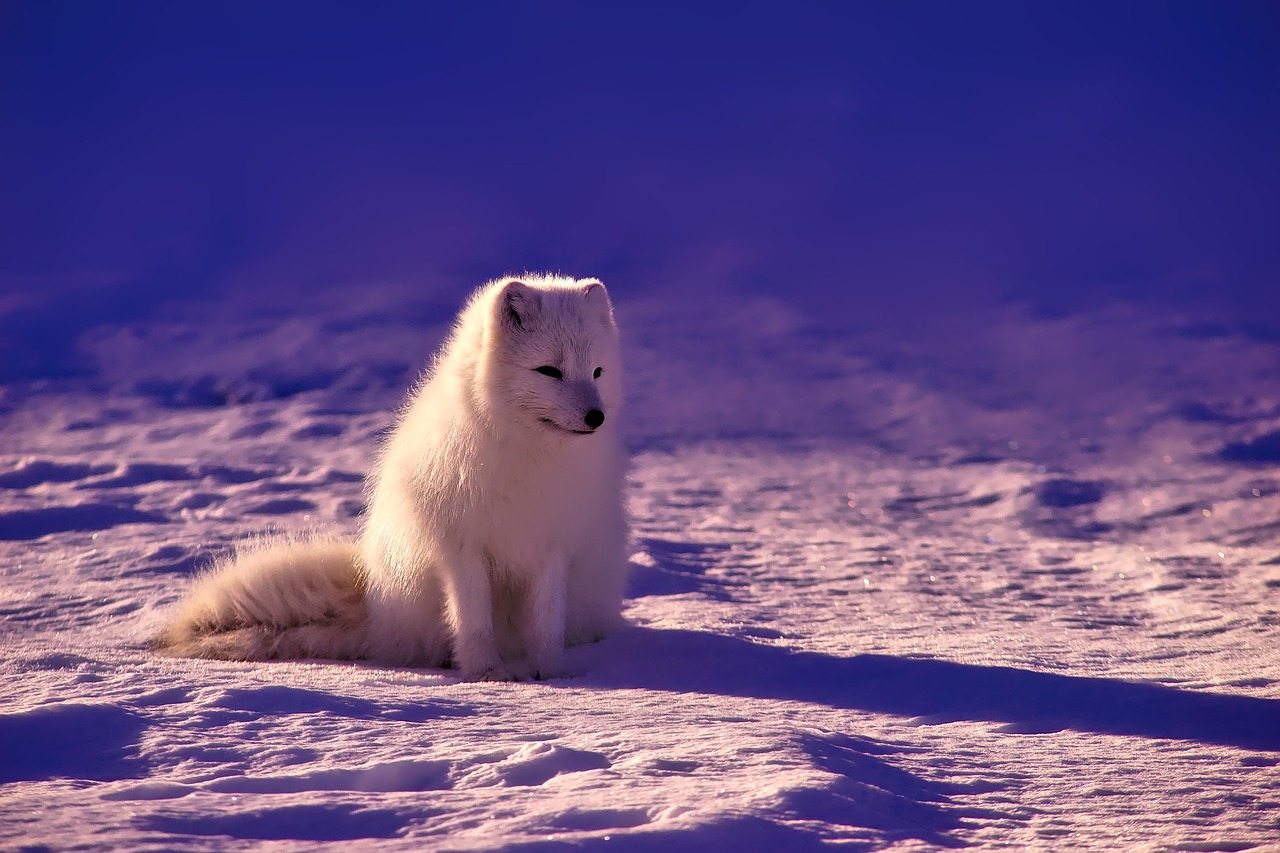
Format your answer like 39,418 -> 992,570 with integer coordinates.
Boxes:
155,538 -> 367,661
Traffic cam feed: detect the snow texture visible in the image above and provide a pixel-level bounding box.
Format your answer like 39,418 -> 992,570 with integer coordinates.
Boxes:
2,287 -> 1279,851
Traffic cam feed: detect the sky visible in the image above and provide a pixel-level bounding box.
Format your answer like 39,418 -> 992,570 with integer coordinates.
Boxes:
1,0 -> 1278,375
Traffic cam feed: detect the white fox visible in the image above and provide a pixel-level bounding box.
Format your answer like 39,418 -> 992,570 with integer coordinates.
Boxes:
157,274 -> 630,681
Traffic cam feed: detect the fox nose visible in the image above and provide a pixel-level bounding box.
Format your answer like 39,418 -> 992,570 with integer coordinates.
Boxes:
583,409 -> 605,430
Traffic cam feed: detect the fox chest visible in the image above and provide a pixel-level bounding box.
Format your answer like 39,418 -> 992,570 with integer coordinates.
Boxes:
465,459 -> 601,574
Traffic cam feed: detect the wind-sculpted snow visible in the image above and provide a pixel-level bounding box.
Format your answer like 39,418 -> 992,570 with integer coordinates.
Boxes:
137,804 -> 414,842
0,504 -> 168,541
2,294 -> 1278,849
1219,431 -> 1280,465
0,703 -> 150,784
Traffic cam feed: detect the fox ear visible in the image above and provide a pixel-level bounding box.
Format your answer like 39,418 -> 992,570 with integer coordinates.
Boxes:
580,279 -> 612,311
498,279 -> 540,332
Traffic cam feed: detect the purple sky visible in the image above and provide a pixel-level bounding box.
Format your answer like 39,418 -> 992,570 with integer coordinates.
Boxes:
2,1 -> 1277,378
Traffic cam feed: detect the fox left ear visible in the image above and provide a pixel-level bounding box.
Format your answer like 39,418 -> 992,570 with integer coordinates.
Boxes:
580,279 -> 612,311
498,279 -> 541,332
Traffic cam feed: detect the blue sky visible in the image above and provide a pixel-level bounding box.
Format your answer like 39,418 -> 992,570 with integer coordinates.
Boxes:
2,1 -> 1277,331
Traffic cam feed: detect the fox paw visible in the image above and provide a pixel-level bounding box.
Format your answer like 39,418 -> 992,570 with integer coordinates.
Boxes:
529,664 -> 571,681
466,662 -> 516,682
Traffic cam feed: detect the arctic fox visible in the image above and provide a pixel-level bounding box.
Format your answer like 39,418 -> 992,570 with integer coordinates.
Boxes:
157,274 -> 630,681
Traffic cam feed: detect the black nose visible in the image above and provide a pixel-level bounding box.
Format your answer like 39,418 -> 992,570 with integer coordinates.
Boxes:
584,409 -> 605,430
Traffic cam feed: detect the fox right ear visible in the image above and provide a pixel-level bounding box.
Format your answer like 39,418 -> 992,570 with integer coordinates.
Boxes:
497,279 -> 540,332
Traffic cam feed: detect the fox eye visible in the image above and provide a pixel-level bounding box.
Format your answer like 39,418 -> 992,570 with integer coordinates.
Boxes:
534,366 -> 563,379
593,367 -> 603,379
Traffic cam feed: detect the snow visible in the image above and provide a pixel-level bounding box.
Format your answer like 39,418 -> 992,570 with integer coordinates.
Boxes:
2,285 -> 1279,850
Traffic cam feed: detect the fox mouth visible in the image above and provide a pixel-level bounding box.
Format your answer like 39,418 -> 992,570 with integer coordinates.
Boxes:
539,418 -> 596,436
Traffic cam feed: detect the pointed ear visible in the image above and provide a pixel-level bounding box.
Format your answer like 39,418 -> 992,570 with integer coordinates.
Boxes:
497,279 -> 540,332
580,278 -> 613,312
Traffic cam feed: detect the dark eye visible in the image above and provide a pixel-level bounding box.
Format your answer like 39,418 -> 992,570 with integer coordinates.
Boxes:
593,367 -> 603,379
534,366 -> 563,379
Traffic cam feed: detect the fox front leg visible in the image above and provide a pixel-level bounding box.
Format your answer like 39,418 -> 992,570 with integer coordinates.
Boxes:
440,551 -> 513,681
521,558 -> 568,680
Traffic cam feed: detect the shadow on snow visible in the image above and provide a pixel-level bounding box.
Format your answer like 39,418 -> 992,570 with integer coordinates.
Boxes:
586,627 -> 1280,752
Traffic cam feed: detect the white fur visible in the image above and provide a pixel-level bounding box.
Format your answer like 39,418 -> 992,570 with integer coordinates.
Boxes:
157,274 -> 630,680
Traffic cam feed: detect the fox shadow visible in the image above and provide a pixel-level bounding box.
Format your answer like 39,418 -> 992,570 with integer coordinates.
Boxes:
581,627 -> 1280,752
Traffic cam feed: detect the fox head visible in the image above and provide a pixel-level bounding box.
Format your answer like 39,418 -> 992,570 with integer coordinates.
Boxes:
479,275 -> 622,440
